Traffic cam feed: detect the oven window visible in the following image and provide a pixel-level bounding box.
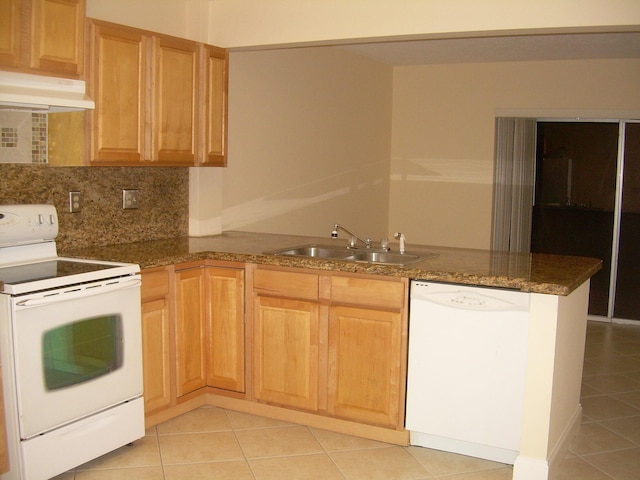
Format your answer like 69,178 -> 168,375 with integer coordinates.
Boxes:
42,315 -> 123,390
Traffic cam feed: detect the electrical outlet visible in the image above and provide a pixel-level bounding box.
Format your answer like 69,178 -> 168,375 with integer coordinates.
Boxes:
122,189 -> 140,209
69,191 -> 82,213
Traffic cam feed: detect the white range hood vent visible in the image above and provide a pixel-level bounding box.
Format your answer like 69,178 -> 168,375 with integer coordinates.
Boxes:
0,71 -> 95,112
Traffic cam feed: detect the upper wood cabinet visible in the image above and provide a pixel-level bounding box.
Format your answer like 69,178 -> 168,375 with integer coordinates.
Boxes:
86,21 -> 147,163
86,19 -> 228,167
0,0 -> 21,68
0,0 -> 85,78
200,45 -> 228,167
155,35 -> 199,165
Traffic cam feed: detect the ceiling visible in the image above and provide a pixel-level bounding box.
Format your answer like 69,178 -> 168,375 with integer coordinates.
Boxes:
337,32 -> 640,65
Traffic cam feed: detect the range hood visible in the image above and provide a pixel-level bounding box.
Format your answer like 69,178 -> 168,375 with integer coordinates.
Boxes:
0,71 -> 95,112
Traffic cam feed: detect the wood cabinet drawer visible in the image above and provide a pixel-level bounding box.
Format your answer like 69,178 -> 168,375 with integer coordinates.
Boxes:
254,268 -> 318,300
329,275 -> 405,309
141,268 -> 170,301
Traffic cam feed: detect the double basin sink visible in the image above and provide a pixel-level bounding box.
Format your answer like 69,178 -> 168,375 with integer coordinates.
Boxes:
265,244 -> 428,266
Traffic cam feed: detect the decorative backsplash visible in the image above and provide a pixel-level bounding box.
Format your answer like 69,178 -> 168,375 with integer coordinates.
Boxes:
0,164 -> 189,251
0,112 -> 47,164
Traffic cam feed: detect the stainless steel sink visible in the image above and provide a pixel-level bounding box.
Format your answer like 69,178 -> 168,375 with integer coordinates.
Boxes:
265,244 -> 426,266
265,244 -> 354,259
345,251 -> 423,266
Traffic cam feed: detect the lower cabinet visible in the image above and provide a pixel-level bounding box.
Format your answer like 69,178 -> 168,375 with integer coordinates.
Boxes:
253,296 -> 320,410
141,261 -> 407,434
175,263 -> 246,397
141,267 -> 173,415
328,305 -> 403,427
206,266 -> 246,393
0,359 -> 9,473
141,262 -> 245,421
252,265 -> 408,429
174,266 -> 207,396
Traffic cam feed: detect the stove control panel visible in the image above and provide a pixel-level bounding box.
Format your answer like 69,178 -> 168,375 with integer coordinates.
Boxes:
0,204 -> 58,246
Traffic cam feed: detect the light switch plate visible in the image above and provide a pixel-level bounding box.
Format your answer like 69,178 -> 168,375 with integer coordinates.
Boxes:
122,189 -> 140,209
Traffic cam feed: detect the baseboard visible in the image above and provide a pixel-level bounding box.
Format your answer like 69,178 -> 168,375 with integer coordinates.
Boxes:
548,404 -> 582,478
205,394 -> 410,446
512,404 -> 581,480
409,430 -> 518,464
143,392 -> 409,445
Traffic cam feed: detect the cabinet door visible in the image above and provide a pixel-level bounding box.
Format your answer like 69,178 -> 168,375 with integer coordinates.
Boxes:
30,0 -> 84,76
88,21 -> 147,163
199,44 -> 228,166
0,363 -> 9,474
0,0 -> 21,68
154,35 -> 198,164
141,268 -> 173,415
254,296 -> 319,411
175,267 -> 207,396
141,298 -> 172,413
205,266 -> 245,392
328,305 -> 402,428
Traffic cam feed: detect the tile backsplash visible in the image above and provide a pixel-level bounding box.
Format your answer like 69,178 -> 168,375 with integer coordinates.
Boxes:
0,164 -> 189,251
0,112 -> 47,164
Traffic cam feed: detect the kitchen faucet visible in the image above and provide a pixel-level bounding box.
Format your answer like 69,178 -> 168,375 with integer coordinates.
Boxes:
331,224 -> 371,248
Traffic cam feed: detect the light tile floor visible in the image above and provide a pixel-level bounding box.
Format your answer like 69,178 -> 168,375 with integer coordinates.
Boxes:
54,320 -> 640,480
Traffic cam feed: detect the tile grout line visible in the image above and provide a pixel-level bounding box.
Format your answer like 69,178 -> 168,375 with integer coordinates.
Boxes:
222,408 -> 259,480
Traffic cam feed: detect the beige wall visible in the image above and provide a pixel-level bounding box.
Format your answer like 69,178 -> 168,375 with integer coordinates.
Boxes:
390,59 -> 640,249
210,0 -> 640,48
223,47 -> 393,241
87,0 -> 192,39
88,0 -> 640,49
84,0 -> 640,246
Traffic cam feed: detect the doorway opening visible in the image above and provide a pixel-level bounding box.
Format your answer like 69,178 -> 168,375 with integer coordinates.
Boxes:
530,121 -> 640,321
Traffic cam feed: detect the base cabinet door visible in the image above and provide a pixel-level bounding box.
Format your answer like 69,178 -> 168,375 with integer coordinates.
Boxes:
328,305 -> 403,428
141,298 -> 172,412
175,266 -> 207,396
206,266 -> 245,393
253,296 -> 320,411
141,267 -> 174,416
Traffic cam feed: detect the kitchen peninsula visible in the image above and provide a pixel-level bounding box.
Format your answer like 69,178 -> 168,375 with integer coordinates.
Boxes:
61,231 -> 601,480
63,231 -> 599,294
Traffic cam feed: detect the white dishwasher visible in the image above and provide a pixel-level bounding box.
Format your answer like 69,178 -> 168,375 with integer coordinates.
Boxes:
406,280 -> 530,464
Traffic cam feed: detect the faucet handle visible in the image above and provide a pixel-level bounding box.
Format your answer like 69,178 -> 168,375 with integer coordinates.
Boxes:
394,232 -> 406,254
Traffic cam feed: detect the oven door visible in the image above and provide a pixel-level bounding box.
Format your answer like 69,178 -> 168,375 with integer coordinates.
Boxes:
10,276 -> 142,439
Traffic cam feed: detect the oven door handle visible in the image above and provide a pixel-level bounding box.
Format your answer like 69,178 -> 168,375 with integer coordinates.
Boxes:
15,277 -> 141,307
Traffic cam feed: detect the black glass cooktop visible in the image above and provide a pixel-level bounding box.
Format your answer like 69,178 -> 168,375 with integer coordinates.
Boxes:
0,259 -> 118,285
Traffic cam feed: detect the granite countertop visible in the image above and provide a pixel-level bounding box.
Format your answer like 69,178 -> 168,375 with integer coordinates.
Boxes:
59,231 -> 602,296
